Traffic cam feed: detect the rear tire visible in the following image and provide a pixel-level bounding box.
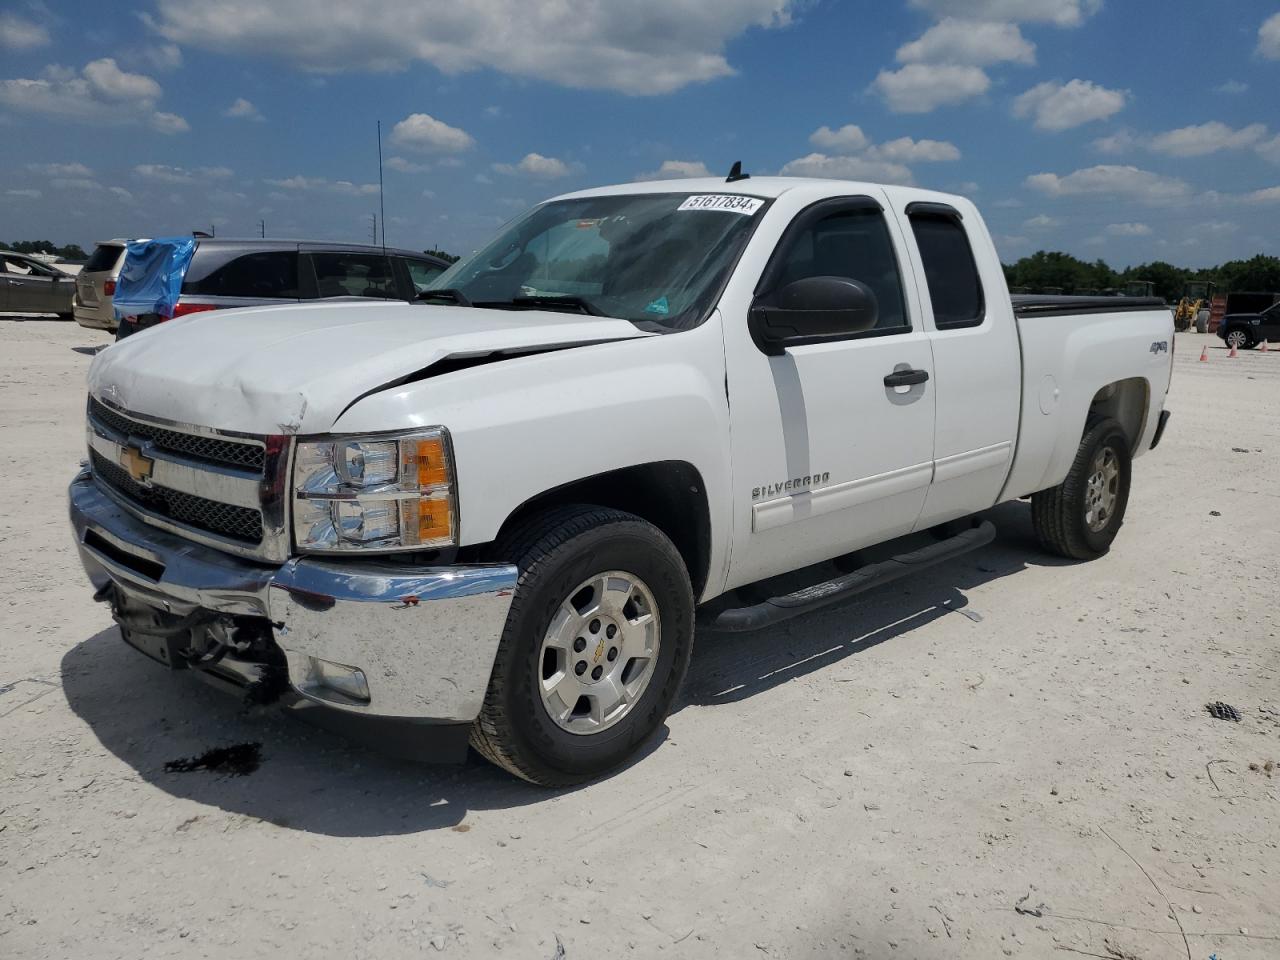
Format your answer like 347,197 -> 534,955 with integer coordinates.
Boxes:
471,505 -> 694,786
1031,417 -> 1131,560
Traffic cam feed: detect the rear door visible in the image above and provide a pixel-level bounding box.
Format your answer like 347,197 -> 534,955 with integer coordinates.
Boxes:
723,194 -> 937,589
892,200 -> 1021,528
180,245 -> 303,310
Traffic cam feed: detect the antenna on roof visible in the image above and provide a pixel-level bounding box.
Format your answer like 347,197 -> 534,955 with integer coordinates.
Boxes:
725,160 -> 750,183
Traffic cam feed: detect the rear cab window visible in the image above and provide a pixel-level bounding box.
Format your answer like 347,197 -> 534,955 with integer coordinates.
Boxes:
310,252 -> 398,299
183,249 -> 301,299
906,204 -> 985,330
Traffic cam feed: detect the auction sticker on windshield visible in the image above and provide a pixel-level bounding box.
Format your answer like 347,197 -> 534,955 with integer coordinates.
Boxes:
678,195 -> 764,215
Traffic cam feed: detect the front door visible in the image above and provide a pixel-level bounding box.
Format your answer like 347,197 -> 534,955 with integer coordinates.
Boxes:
723,195 -> 936,590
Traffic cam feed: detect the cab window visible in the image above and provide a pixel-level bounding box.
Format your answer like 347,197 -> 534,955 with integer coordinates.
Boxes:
908,211 -> 985,329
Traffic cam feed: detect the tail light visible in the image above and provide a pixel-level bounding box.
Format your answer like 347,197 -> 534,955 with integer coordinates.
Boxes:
170,302 -> 219,318
103,280 -> 116,296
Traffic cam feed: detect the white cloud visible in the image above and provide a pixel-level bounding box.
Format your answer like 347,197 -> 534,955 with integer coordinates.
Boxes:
265,175 -> 380,196
6,188 -> 42,199
896,18 -> 1035,66
1013,78 -> 1126,131
1092,129 -> 1136,154
134,164 -> 234,183
1213,79 -> 1248,95
51,178 -> 100,191
1023,214 -> 1061,228
992,197 -> 1023,208
151,0 -> 797,95
150,110 -> 189,134
908,0 -> 1101,28
1026,165 -> 1193,204
28,162 -> 94,178
1259,12 -> 1280,60
385,156 -> 431,173
493,152 -> 577,178
873,63 -> 990,113
635,160 -> 713,180
1249,186 -> 1280,203
0,59 -> 185,133
390,113 -> 474,153
778,152 -> 915,185
224,97 -> 264,121
0,12 -> 50,50
1150,121 -> 1268,157
809,124 -> 870,153
109,186 -> 135,203
1104,222 -> 1152,236
870,136 -> 960,163
1258,135 -> 1280,164
82,58 -> 162,101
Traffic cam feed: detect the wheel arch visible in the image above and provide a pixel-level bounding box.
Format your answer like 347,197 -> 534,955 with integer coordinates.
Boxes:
487,461 -> 713,599
1087,377 -> 1150,455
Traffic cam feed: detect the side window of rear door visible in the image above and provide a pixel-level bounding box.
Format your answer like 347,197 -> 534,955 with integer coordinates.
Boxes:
183,251 -> 300,299
759,199 -> 910,340
906,205 -> 985,329
310,252 -> 398,299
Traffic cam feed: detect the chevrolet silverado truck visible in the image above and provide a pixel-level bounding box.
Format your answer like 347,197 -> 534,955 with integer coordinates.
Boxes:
69,174 -> 1174,785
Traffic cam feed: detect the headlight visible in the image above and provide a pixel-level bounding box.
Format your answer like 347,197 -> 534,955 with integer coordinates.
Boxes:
292,429 -> 456,553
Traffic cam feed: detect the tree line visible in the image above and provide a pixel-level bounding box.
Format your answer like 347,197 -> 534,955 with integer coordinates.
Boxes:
1003,251 -> 1280,302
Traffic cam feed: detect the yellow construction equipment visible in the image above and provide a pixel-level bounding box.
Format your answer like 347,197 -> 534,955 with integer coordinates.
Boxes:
1174,279 -> 1215,332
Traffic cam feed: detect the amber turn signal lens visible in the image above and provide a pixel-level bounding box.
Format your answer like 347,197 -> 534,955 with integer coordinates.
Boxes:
400,494 -> 453,546
404,436 -> 450,489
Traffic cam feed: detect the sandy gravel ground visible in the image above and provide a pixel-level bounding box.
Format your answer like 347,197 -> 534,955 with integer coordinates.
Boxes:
2,319 -> 1277,960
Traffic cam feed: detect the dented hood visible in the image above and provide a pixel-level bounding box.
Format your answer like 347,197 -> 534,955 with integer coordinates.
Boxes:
88,300 -> 651,434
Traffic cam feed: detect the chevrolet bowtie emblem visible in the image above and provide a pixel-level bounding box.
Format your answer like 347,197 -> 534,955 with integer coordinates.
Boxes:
120,445 -> 154,484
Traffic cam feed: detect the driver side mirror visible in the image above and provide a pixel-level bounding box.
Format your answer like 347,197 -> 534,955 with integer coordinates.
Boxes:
749,276 -> 878,356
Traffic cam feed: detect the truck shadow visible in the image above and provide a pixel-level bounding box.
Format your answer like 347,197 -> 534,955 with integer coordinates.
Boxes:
59,500 -> 1062,836
681,499 -> 1067,707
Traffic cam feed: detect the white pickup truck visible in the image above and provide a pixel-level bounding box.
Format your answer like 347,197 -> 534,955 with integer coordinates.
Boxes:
70,174 -> 1174,784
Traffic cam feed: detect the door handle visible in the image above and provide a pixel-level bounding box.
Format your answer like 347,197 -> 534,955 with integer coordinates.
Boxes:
884,368 -> 929,388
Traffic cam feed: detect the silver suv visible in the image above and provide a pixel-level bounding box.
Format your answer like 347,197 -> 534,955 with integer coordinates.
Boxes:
74,240 -> 131,331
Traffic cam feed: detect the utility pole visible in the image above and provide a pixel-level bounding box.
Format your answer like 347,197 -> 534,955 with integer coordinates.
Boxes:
258,219 -> 266,238
376,119 -> 386,251
369,214 -> 377,245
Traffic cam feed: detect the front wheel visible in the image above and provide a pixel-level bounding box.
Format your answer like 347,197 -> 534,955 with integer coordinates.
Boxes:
1031,417 -> 1132,560
1225,328 -> 1252,350
471,506 -> 694,785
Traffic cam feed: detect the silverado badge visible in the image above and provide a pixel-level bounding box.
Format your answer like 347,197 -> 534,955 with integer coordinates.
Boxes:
120,445 -> 155,484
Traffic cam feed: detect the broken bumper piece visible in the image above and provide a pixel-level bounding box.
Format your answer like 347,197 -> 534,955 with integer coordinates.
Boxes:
68,468 -> 517,758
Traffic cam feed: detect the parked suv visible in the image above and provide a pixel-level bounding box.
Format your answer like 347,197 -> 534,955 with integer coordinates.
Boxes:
0,249 -> 75,319
115,239 -> 451,339
74,240 -> 131,332
1217,297 -> 1280,350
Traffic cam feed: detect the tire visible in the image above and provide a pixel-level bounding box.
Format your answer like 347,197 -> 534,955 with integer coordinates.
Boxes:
471,505 -> 694,786
1031,417 -> 1132,561
1225,328 -> 1252,350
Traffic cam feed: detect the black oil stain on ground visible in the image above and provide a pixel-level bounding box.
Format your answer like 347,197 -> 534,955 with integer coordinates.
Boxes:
164,742 -> 263,776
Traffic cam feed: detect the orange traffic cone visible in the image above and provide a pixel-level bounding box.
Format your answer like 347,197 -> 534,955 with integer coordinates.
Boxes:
1200,345 -> 1209,362
1229,342 -> 1239,358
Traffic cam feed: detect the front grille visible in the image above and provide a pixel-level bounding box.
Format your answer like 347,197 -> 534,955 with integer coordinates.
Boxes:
91,449 -> 264,545
89,397 -> 265,474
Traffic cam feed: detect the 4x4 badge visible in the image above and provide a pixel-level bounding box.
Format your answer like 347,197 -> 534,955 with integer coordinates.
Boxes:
120,445 -> 154,484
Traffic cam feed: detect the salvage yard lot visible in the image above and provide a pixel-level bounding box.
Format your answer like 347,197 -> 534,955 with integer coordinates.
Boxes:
2,320 -> 1277,959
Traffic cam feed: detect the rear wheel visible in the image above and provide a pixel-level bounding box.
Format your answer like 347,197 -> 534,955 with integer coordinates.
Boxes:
471,506 -> 694,786
1031,417 -> 1132,560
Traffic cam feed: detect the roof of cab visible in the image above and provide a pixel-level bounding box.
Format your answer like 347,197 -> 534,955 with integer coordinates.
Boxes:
551,175 -> 968,208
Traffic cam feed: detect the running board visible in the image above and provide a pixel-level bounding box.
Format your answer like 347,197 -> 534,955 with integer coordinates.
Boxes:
702,520 -> 996,633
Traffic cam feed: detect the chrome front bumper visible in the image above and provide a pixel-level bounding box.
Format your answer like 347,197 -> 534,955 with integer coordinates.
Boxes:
68,468 -> 518,723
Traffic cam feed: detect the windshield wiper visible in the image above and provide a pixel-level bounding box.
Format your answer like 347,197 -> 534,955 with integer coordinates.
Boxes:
416,287 -> 473,307
474,295 -> 605,317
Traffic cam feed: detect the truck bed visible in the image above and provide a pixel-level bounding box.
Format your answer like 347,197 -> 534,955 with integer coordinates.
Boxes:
1011,295 -> 1168,317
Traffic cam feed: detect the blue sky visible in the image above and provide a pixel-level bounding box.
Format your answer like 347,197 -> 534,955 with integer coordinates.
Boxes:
2,0 -> 1278,266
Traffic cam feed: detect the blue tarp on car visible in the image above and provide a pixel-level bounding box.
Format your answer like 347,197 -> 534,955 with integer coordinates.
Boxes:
112,237 -> 196,322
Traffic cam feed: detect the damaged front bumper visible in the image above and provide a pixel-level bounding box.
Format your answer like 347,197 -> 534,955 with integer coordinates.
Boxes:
68,467 -> 517,760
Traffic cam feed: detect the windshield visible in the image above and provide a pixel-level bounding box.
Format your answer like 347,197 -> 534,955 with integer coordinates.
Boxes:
426,192 -> 767,330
